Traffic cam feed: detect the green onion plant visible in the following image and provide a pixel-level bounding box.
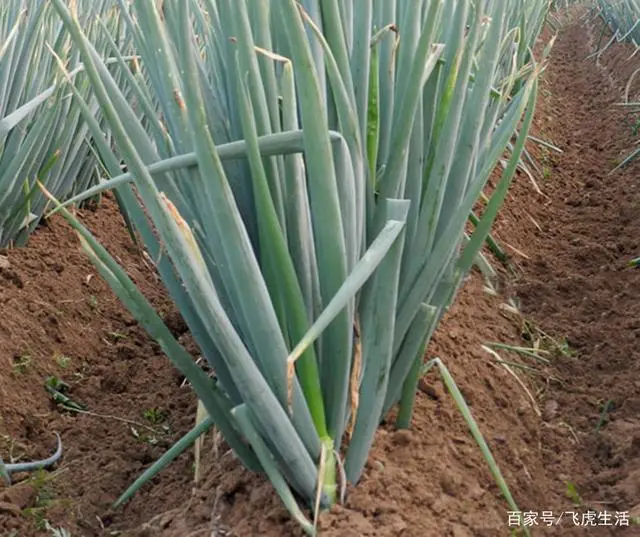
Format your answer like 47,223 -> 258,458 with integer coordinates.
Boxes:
594,0 -> 640,171
47,0 -> 548,531
0,0 -> 136,247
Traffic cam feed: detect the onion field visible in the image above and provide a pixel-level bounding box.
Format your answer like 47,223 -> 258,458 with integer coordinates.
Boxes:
0,1 -> 638,536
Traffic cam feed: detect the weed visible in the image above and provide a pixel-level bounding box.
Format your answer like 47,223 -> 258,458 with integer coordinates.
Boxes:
143,408 -> 167,425
565,481 -> 582,506
517,316 -> 576,359
12,354 -> 31,374
88,295 -> 98,310
108,331 -> 127,341
36,486 -> 55,508
556,337 -> 577,358
22,469 -> 59,531
623,112 -> 640,136
24,506 -> 48,531
595,399 -> 613,433
45,376 -> 87,412
29,468 -> 55,499
25,505 -> 72,535
543,166 -> 552,180
54,353 -> 71,369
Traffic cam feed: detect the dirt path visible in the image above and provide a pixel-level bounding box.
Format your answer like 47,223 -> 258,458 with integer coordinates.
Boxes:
492,10 -> 640,534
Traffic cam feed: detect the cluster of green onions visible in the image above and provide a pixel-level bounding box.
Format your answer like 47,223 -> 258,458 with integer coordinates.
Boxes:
591,0 -> 640,171
596,0 -> 640,45
0,0 -> 137,247
30,0 -> 552,533
593,0 -> 640,269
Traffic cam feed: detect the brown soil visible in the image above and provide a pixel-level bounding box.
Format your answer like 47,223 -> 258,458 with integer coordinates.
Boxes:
0,9 -> 639,537
495,10 -> 640,534
0,199 -> 200,536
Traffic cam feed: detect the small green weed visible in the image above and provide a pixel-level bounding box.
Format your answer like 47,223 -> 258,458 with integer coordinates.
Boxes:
556,337 -> 577,358
12,354 -> 31,374
29,469 -> 56,502
54,353 -> 71,369
23,469 -> 59,530
24,506 -> 48,531
143,408 -> 167,425
45,376 -> 87,412
624,112 -> 640,136
595,399 -> 613,433
108,331 -> 127,341
565,481 -> 582,507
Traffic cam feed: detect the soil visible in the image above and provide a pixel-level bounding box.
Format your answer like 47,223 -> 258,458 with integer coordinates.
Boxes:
1,8 -> 639,537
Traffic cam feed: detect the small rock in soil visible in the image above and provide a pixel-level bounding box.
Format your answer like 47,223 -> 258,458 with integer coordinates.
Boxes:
391,430 -> 413,447
0,483 -> 37,509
